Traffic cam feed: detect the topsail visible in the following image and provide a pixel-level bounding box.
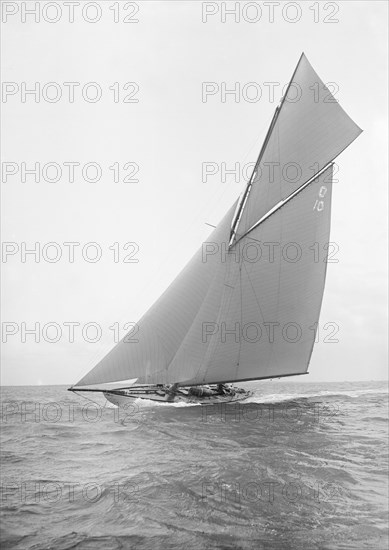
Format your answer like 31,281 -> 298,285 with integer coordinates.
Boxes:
230,53 -> 362,243
74,54 -> 361,390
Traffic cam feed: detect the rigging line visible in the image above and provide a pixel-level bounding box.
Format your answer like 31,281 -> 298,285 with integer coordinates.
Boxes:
198,112 -> 273,231
209,93 -> 283,200
161,148 -> 240,277
234,161 -> 334,246
204,118 -> 276,229
229,105 -> 280,245
229,53 -> 305,246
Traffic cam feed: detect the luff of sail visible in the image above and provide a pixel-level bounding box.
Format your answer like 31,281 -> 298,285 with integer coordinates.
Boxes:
73,54 -> 361,390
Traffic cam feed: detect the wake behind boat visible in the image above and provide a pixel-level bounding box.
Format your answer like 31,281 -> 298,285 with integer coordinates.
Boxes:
69,54 -> 361,408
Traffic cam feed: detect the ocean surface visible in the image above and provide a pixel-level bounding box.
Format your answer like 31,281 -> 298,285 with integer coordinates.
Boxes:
1,380 -> 388,550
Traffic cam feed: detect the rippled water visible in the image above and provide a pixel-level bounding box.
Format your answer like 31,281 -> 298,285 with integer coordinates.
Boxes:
1,381 -> 388,549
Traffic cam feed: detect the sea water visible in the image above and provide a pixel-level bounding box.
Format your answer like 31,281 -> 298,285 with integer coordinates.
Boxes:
1,380 -> 388,549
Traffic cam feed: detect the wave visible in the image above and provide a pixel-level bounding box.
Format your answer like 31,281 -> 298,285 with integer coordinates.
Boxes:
133,398 -> 201,409
246,387 -> 388,404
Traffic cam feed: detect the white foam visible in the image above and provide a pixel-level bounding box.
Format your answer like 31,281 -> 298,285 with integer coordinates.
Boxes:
246,387 -> 388,404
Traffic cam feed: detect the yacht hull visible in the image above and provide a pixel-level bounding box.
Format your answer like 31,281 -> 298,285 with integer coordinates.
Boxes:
104,386 -> 252,407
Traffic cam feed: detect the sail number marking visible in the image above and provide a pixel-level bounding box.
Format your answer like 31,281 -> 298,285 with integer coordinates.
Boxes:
313,186 -> 327,212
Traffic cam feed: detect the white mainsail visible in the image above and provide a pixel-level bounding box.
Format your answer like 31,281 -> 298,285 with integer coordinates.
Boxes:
170,164 -> 334,385
74,54 -> 361,389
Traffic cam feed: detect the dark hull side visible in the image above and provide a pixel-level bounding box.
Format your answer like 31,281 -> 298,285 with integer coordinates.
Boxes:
104,387 -> 252,407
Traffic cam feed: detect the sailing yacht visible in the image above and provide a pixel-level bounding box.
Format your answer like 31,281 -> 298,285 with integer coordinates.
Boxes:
69,54 -> 361,406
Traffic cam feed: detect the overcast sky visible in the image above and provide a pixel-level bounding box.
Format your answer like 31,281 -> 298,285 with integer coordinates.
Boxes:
1,0 -> 388,385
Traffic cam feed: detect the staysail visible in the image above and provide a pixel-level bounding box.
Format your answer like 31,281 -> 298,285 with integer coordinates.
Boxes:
73,54 -> 361,389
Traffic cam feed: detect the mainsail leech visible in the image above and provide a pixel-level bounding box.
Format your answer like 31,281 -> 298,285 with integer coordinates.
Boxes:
73,54 -> 361,390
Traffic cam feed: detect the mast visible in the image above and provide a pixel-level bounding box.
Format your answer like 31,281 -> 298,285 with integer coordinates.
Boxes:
229,53 -> 305,247
229,104 -> 280,247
